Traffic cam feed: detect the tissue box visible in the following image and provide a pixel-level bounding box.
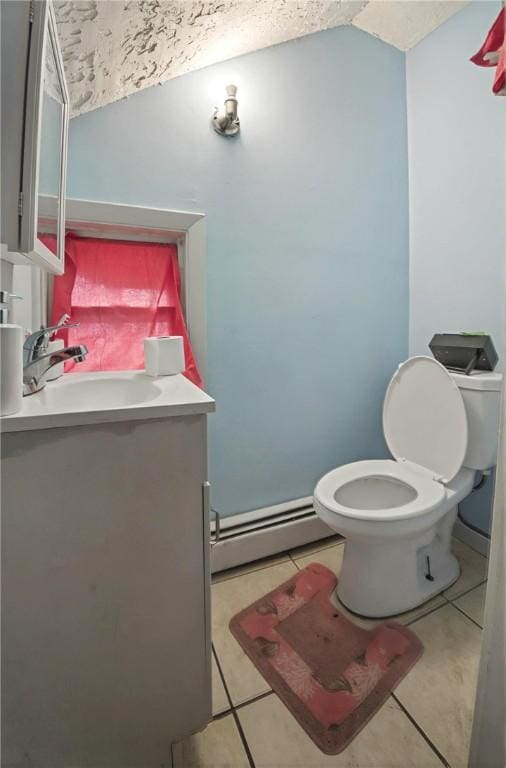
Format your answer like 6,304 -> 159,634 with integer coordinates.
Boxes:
144,336 -> 185,377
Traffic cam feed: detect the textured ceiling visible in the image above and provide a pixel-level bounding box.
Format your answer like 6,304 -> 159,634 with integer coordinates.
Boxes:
353,0 -> 468,49
55,1 -> 468,117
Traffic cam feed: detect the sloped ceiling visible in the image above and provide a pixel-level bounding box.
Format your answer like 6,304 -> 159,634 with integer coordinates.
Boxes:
55,0 -> 468,116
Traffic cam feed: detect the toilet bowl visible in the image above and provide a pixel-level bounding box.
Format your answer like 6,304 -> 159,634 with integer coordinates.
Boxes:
314,356 -> 502,618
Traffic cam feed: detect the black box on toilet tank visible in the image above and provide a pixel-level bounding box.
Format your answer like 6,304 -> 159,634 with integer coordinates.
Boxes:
429,333 -> 498,374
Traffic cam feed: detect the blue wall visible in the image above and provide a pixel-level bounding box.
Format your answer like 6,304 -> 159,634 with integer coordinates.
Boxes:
67,25 -> 409,517
407,1 -> 506,534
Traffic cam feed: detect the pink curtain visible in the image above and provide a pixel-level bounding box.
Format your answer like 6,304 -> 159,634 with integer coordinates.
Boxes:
43,233 -> 202,387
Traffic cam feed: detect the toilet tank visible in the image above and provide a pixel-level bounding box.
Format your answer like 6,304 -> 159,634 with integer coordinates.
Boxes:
449,371 -> 503,470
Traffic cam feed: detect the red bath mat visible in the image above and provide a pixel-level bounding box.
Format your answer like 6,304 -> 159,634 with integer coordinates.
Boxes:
229,563 -> 423,754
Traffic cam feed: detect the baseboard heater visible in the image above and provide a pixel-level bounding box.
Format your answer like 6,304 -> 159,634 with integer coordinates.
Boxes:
210,497 -> 334,574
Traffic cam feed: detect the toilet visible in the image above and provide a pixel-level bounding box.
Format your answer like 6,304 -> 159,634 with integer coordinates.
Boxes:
314,356 -> 502,618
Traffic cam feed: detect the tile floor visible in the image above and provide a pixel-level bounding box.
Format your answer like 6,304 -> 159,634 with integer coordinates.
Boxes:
178,535 -> 488,768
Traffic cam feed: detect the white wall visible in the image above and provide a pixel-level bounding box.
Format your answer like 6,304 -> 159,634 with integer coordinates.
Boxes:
407,1 -> 505,362
407,0 -> 506,534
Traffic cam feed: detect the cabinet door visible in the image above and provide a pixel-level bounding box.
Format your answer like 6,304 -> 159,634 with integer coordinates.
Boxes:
0,1 -> 31,257
0,0 -> 68,274
2,415 -> 212,767
20,0 -> 69,274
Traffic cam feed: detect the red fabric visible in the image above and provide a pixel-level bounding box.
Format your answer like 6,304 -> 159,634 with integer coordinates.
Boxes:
493,44 -> 506,95
470,7 -> 506,96
43,233 -> 202,387
470,8 -> 505,66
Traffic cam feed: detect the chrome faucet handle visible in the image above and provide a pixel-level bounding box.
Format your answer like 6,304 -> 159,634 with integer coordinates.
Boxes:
41,313 -> 75,340
52,313 -> 71,334
45,315 -> 79,343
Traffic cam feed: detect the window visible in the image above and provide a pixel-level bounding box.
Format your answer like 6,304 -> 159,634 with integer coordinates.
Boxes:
41,233 -> 202,387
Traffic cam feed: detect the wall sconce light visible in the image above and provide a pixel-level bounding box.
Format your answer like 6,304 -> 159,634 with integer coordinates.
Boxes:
211,84 -> 240,136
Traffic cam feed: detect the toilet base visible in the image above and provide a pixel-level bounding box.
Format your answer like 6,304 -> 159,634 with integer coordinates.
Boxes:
336,507 -> 459,618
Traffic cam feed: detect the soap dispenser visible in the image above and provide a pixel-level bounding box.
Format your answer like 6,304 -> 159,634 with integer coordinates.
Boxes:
0,291 -> 23,416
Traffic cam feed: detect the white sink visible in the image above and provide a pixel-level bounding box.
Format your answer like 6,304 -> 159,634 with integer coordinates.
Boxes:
36,374 -> 162,411
1,370 -> 215,433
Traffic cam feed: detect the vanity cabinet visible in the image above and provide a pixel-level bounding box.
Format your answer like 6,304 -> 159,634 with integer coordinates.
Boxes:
1,389 -> 214,768
1,0 -> 68,273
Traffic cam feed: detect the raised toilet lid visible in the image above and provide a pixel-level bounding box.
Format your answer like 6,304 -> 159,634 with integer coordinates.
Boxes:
383,356 -> 468,483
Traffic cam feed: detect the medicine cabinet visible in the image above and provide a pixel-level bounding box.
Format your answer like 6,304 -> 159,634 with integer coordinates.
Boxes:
1,0 -> 68,274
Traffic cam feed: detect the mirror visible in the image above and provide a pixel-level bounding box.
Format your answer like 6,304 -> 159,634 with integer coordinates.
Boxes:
37,24 -> 65,254
32,4 -> 68,272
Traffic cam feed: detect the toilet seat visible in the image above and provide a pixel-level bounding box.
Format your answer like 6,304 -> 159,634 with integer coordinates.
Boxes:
315,358 -> 469,525
314,459 -> 445,522
383,356 -> 468,483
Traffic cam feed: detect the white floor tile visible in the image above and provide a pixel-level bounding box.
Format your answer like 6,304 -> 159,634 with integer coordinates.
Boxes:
173,715 -> 249,768
212,552 -> 293,584
288,534 -> 341,559
454,583 -> 487,628
212,560 -> 298,706
443,539 -> 488,600
395,603 -> 482,767
238,694 -> 444,767
212,655 -> 230,715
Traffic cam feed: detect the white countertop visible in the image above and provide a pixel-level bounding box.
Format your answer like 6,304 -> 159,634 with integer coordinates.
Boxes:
1,371 -> 215,433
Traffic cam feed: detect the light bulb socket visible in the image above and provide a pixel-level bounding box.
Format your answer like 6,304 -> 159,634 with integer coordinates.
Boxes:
212,84 -> 240,137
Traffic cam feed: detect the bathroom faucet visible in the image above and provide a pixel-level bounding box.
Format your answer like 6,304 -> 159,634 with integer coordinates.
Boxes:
22,313 -> 76,367
23,346 -> 88,396
22,317 -> 88,396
